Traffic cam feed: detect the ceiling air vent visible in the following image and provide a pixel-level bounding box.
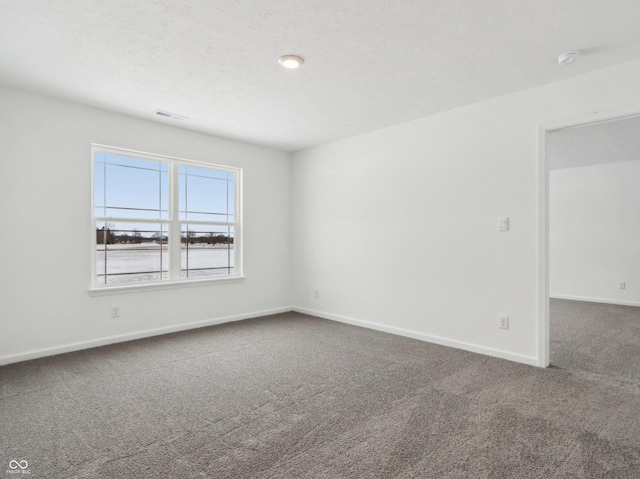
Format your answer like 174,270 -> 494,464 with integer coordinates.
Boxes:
155,110 -> 188,121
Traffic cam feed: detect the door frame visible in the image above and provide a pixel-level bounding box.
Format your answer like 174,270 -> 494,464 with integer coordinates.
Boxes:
537,105 -> 640,367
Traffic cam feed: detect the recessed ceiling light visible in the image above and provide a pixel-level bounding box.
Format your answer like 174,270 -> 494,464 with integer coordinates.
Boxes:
278,54 -> 304,69
557,51 -> 580,66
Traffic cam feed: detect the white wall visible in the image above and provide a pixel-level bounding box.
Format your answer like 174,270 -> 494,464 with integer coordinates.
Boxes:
550,160 -> 640,306
0,86 -> 292,364
292,59 -> 640,366
5,60 -> 640,368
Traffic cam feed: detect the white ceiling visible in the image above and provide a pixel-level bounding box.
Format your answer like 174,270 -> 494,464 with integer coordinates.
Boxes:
549,115 -> 640,170
1,1 -> 640,152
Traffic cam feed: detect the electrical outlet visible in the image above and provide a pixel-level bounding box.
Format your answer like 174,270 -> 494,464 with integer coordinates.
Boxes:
111,306 -> 121,318
619,281 -> 626,290
499,315 -> 509,330
314,290 -> 320,299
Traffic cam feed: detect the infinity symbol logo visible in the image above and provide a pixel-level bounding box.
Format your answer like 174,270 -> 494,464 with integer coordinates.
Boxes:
8,460 -> 28,470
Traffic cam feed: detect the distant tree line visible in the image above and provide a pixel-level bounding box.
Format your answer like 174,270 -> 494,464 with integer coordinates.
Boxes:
182,231 -> 234,246
96,226 -> 155,245
96,226 -> 232,245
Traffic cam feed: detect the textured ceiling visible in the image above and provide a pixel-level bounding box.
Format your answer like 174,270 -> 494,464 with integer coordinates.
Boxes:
549,115 -> 640,170
1,1 -> 640,151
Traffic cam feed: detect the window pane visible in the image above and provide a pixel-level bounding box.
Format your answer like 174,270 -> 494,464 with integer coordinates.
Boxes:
94,153 -> 169,220
94,152 -> 106,217
96,221 -> 169,286
227,176 -> 235,222
93,146 -> 241,288
181,224 -> 234,279
179,166 -> 233,222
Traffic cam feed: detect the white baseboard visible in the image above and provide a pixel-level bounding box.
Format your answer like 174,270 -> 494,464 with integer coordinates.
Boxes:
292,306 -> 538,367
550,294 -> 640,308
0,306 -> 293,366
2,305 -> 542,368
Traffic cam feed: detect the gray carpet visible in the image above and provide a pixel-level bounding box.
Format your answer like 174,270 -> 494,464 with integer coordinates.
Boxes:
551,298 -> 640,394
2,309 -> 640,478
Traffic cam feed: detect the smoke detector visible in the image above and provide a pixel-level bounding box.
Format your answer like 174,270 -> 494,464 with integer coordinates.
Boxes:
557,51 -> 580,66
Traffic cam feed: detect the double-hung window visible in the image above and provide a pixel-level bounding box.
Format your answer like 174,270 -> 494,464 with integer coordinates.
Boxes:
92,145 -> 241,289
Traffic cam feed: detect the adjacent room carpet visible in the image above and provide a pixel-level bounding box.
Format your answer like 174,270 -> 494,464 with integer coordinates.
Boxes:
2,308 -> 640,478
551,298 -> 640,394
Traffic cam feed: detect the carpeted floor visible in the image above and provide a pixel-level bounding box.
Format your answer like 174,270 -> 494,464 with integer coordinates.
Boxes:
551,298 -> 640,394
2,307 -> 640,478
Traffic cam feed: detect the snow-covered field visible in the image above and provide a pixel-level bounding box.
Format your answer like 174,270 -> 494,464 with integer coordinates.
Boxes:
96,242 -> 235,285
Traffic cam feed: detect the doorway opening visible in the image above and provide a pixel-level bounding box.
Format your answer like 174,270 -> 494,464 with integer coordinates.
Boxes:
540,111 -> 640,386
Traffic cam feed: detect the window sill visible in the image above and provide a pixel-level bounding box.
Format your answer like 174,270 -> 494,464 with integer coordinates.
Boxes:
89,276 -> 245,296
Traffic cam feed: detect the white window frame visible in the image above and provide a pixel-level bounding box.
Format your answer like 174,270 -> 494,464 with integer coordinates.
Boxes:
90,144 -> 243,294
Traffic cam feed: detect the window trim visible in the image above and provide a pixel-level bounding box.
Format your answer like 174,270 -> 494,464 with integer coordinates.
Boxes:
89,144 -> 243,293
